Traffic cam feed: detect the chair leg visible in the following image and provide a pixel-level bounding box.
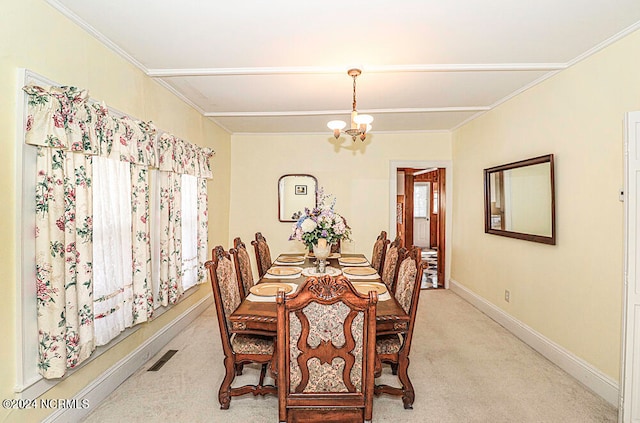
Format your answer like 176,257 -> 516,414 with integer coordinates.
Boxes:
235,363 -> 244,375
219,355 -> 236,409
390,363 -> 398,375
397,353 -> 415,409
258,363 -> 267,387
374,354 -> 382,378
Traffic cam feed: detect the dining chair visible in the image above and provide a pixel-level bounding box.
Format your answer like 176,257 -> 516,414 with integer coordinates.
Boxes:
370,230 -> 390,274
205,245 -> 277,409
380,236 -> 403,293
251,232 -> 273,278
276,275 -> 378,423
375,246 -> 425,409
230,237 -> 255,300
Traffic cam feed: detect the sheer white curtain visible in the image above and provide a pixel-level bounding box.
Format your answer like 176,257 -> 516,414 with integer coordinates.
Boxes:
92,156 -> 133,346
181,174 -> 198,291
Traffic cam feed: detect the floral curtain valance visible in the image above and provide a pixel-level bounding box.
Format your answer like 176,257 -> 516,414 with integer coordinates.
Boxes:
23,84 -> 214,178
158,133 -> 213,178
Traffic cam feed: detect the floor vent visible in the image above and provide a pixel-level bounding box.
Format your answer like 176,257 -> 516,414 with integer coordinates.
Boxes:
147,349 -> 178,371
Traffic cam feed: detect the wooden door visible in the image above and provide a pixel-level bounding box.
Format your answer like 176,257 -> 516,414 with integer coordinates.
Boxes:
413,182 -> 430,247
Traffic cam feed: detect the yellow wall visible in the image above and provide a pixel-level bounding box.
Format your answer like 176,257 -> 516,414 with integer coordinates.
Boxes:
228,132 -> 452,273
451,28 -> 640,380
0,1 -> 231,421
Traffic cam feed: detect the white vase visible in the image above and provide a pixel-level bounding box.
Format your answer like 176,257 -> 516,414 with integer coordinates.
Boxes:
313,239 -> 331,273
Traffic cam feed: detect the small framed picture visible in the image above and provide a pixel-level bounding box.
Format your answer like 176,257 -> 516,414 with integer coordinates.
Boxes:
295,185 -> 307,195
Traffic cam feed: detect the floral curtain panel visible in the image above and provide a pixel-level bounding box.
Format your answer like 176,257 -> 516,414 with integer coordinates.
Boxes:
23,84 -> 213,378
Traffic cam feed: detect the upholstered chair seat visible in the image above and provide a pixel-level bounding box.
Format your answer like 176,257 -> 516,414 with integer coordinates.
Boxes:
376,334 -> 402,355
231,334 -> 275,355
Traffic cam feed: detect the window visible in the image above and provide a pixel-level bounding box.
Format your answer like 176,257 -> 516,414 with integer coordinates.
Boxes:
181,174 -> 198,291
92,156 -> 133,345
18,71 -> 211,394
414,183 -> 428,218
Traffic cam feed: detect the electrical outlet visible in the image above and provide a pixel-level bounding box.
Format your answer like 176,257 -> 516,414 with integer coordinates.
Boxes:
504,290 -> 510,302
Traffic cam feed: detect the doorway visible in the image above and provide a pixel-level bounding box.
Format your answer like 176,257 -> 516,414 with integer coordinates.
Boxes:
392,165 -> 448,289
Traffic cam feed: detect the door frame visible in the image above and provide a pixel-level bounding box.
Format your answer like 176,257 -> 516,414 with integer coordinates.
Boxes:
389,160 -> 452,289
621,111 -> 640,422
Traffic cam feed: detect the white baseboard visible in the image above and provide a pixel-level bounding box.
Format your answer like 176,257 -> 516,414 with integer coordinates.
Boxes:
42,293 -> 213,423
449,279 -> 619,407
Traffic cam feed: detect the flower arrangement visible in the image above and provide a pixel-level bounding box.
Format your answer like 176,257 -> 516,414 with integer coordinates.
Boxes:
289,188 -> 352,250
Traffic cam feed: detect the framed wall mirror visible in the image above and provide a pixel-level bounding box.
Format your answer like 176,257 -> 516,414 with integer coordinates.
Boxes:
484,154 -> 556,245
278,174 -> 318,222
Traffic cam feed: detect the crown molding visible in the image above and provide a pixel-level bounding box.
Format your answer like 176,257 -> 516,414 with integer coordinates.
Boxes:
205,106 -> 490,118
148,63 -> 567,78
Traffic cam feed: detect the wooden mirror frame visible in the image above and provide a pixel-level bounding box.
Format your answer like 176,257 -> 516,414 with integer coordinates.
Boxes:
484,154 -> 556,245
278,174 -> 318,222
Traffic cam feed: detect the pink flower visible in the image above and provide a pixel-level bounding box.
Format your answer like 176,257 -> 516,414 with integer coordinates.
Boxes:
56,217 -> 65,231
140,215 -> 147,223
120,136 -> 127,146
26,115 -> 33,132
53,111 -> 65,128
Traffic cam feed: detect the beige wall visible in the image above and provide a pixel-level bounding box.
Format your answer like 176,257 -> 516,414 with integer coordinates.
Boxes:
228,132 -> 452,271
0,1 -> 231,421
451,28 -> 640,381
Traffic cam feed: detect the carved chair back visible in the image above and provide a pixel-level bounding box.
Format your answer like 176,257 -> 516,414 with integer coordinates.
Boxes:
230,237 -> 255,300
251,232 -> 272,278
207,246 -> 242,347
276,275 -> 378,423
381,236 -> 403,292
371,230 -> 390,273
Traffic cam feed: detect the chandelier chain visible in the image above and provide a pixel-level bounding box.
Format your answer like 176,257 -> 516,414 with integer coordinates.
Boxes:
352,74 -> 357,112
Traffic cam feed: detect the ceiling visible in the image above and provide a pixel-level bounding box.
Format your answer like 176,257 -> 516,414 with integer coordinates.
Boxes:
48,0 -> 640,135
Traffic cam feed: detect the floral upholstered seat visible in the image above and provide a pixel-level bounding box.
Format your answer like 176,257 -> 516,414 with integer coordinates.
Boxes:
376,334 -> 402,355
231,334 -> 274,355
205,246 -> 276,409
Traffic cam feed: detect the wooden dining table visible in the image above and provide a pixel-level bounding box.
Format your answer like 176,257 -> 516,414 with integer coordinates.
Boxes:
229,253 -> 410,335
228,252 -> 415,405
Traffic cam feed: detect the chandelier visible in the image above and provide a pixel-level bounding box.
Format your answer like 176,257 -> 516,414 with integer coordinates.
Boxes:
327,69 -> 373,142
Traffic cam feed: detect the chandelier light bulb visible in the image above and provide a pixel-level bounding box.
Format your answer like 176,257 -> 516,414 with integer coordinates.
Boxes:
354,114 -> 373,125
327,120 -> 347,130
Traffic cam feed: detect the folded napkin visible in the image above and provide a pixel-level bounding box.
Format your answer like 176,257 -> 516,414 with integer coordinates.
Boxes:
246,283 -> 299,302
301,266 -> 342,277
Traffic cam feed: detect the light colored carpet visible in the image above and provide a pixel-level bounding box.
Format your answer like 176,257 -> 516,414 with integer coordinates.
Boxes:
81,290 -> 616,422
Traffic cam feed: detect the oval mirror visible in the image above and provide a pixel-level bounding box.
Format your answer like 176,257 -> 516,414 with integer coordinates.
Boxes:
278,174 -> 318,222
